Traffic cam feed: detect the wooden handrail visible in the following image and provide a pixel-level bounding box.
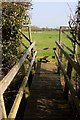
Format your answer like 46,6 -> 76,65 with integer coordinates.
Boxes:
56,41 -> 80,76
0,42 -> 35,95
0,41 -> 36,119
54,51 -> 80,115
8,51 -> 37,118
55,26 -> 80,117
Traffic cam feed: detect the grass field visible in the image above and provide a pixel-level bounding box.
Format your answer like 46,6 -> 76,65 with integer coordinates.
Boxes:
22,30 -> 72,60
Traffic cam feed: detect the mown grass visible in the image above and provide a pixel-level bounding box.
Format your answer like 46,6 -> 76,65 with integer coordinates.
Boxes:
22,30 -> 73,59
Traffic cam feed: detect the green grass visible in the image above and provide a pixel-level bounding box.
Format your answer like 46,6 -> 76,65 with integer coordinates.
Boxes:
22,31 -> 73,59
32,31 -> 58,48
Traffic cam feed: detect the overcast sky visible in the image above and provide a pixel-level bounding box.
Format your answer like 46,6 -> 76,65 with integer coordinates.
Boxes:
30,0 -> 78,28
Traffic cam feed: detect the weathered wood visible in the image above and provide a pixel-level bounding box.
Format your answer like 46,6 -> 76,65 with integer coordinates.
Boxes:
57,27 -> 62,74
0,95 -> 7,119
56,41 -> 80,75
0,96 -> 3,120
28,25 -> 32,44
8,51 -> 37,119
54,51 -> 80,115
64,61 -> 73,98
59,27 -> 62,43
57,48 -> 63,74
0,42 -> 35,95
57,49 -> 63,74
67,61 -> 73,80
23,62 -> 74,120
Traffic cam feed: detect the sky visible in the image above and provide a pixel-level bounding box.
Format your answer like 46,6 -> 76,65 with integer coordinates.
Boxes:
30,0 -> 78,28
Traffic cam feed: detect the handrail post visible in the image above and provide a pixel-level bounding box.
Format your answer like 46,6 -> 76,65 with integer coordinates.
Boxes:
57,50 -> 62,74
64,58 -> 72,99
0,95 -> 7,119
28,25 -> 32,44
0,96 -> 3,120
59,26 -> 62,43
57,27 -> 62,74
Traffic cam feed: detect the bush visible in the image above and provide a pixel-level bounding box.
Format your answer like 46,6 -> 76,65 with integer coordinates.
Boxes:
2,2 -> 31,73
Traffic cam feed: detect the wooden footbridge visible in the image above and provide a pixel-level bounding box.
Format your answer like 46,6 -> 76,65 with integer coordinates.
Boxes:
23,62 -> 73,120
0,26 -> 80,120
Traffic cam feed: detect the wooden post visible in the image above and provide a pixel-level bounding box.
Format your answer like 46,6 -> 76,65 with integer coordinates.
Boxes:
8,51 -> 37,119
28,25 -> 32,44
59,26 -> 62,43
0,95 -> 7,119
57,50 -> 63,74
64,60 -> 72,99
28,24 -> 34,57
0,97 -> 3,120
57,27 -> 62,74
28,24 -> 36,72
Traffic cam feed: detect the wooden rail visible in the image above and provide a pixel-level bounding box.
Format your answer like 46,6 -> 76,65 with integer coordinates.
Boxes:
56,41 -> 80,76
54,25 -> 80,118
0,42 -> 37,119
54,51 -> 80,115
54,37 -> 80,117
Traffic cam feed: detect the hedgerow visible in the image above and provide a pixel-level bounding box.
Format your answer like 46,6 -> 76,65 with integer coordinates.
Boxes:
2,2 -> 31,73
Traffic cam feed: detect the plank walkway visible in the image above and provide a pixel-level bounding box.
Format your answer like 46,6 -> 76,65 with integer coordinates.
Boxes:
23,62 -> 74,120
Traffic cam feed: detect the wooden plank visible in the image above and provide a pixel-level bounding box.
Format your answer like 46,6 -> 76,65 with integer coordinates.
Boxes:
0,42 -> 35,95
56,41 -> 80,75
8,51 -> 37,119
23,62 -> 74,120
54,51 -> 80,115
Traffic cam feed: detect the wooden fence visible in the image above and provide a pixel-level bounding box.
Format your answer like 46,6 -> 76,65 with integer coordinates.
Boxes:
54,26 -> 80,117
0,41 -> 37,119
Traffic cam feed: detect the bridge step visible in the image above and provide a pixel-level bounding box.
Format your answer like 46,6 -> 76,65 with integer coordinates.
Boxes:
23,62 -> 73,120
